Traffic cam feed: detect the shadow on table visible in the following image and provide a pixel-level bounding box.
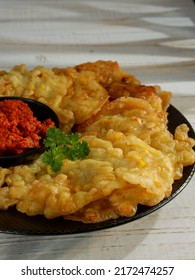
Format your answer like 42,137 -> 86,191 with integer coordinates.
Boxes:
0,211 -> 158,260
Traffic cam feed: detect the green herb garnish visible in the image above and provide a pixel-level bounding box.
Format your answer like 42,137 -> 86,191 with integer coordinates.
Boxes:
42,127 -> 90,172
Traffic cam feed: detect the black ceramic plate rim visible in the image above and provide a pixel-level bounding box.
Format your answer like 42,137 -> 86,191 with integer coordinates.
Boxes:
0,104 -> 194,235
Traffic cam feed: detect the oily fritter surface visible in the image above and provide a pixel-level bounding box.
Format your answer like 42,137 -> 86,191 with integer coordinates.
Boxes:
0,60 -> 194,223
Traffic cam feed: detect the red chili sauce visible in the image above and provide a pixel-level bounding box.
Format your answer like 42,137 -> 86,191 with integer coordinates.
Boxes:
0,99 -> 55,156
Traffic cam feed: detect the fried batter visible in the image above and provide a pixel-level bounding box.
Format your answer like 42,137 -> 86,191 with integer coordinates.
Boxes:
0,60 -> 194,223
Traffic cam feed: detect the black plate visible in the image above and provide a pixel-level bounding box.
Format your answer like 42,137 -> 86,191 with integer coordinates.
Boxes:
0,105 -> 194,235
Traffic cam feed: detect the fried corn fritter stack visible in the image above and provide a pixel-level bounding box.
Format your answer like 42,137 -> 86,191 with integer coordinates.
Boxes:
0,61 -> 194,223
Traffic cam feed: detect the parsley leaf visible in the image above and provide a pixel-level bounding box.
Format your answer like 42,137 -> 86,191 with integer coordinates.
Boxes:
42,147 -> 64,173
42,127 -> 90,172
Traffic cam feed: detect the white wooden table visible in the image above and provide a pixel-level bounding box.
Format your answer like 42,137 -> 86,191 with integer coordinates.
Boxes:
0,0 -> 195,260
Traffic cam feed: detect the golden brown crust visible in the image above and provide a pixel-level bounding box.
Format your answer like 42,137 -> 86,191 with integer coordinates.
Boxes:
0,60 -> 194,223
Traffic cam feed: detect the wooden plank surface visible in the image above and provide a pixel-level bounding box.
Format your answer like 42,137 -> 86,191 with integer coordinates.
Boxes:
0,0 -> 195,260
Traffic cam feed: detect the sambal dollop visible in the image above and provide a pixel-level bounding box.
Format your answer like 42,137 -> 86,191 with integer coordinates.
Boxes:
0,99 -> 55,156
